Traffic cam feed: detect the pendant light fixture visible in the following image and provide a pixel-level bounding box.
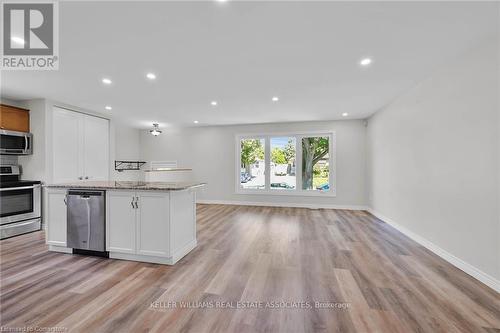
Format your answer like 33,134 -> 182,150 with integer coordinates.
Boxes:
150,123 -> 162,136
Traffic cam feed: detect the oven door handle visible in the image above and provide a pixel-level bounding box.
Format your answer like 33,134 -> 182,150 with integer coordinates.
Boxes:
0,184 -> 41,191
24,134 -> 29,151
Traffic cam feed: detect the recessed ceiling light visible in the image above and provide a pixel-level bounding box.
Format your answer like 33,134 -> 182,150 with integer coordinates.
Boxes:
102,78 -> 112,85
211,101 -> 218,106
216,0 -> 228,2
194,120 -> 199,124
360,58 -> 372,66
105,106 -> 112,110
146,73 -> 156,80
342,112 -> 349,117
11,36 -> 25,45
272,96 -> 279,102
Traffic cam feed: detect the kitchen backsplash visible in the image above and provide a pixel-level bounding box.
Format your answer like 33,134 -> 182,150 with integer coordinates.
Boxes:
0,155 -> 18,165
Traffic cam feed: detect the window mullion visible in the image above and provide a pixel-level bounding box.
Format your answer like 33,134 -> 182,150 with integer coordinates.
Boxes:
236,136 -> 240,193
296,135 -> 302,192
265,136 -> 270,191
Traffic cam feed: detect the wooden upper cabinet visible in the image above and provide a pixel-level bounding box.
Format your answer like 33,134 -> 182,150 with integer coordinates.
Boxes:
0,104 -> 30,132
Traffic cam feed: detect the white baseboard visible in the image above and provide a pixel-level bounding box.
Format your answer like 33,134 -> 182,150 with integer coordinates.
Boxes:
110,252 -> 172,265
171,239 -> 198,264
109,240 -> 198,266
367,208 -> 500,294
197,199 -> 368,211
48,244 -> 72,254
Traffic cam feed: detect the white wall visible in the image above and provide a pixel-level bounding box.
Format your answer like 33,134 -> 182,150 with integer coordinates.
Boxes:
110,121 -> 142,181
140,120 -> 367,208
366,37 -> 500,285
18,99 -> 49,181
1,97 -> 25,108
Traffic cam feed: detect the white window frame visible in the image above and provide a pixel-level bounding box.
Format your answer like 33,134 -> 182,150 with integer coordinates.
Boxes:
235,131 -> 336,197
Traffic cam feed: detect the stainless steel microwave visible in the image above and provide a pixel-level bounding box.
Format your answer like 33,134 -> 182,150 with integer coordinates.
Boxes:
0,129 -> 32,155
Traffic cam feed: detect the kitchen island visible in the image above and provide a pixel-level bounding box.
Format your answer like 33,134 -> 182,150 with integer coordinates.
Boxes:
44,181 -> 205,265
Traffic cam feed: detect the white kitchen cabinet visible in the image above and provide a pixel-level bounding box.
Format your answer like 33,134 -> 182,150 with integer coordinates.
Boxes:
107,191 -> 171,258
45,188 -> 67,247
46,185 -> 199,265
105,189 -> 196,264
83,115 -> 109,181
106,191 -> 136,254
52,106 -> 109,183
136,191 -> 170,257
52,108 -> 82,183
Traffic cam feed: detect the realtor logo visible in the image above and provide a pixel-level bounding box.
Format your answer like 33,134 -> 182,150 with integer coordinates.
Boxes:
1,1 -> 59,70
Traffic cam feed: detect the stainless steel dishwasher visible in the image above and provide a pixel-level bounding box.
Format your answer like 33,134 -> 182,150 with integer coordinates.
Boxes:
66,190 -> 106,253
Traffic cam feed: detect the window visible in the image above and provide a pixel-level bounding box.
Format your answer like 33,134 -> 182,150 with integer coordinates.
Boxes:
239,138 -> 266,190
270,137 -> 296,190
236,132 -> 335,196
301,136 -> 329,191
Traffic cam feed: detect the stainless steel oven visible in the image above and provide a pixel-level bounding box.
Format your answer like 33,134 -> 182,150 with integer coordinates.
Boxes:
0,165 -> 41,239
1,184 -> 41,223
0,129 -> 33,155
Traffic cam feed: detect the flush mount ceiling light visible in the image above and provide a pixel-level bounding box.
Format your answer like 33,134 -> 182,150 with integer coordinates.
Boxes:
150,123 -> 162,136
146,73 -> 156,80
102,78 -> 112,85
360,58 -> 372,66
342,112 -> 349,117
105,106 -> 112,110
193,120 -> 199,124
272,96 -> 279,102
211,101 -> 218,106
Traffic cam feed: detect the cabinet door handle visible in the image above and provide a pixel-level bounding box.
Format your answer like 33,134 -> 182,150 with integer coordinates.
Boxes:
84,176 -> 89,180
131,197 -> 135,208
78,176 -> 83,180
135,197 -> 139,209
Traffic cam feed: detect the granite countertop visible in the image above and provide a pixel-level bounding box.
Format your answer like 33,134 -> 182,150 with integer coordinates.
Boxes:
44,181 -> 206,191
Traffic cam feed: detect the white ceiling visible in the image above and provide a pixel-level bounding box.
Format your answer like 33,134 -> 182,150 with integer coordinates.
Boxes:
1,1 -> 498,129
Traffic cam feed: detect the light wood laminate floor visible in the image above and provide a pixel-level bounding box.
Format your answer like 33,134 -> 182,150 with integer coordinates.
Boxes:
1,204 -> 499,332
